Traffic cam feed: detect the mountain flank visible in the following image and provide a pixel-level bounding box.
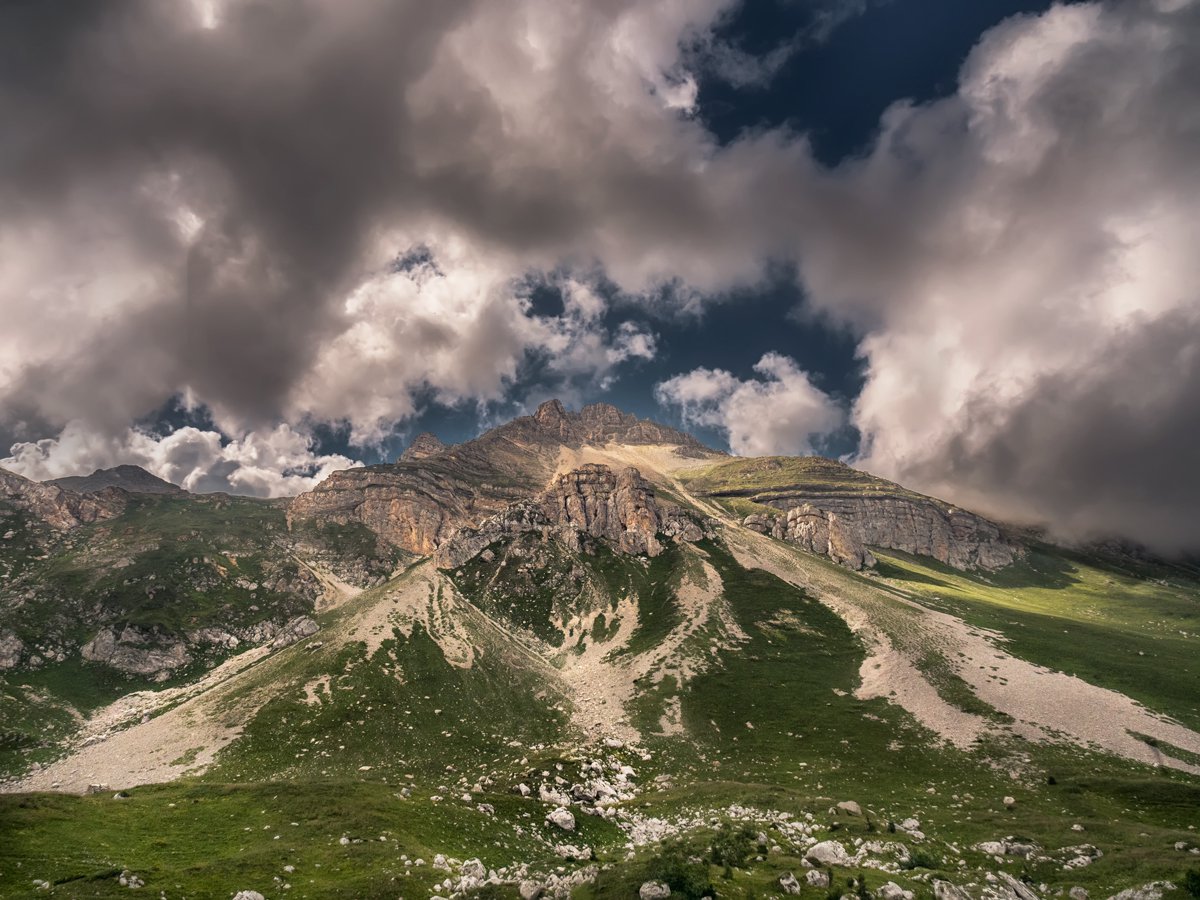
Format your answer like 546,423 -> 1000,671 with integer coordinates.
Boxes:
47,464 -> 186,496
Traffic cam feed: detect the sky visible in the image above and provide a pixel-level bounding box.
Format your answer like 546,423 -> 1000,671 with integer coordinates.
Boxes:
1,0 -> 1198,553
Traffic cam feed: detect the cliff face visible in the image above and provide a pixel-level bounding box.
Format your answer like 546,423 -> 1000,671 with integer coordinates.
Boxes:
751,494 -> 1016,570
288,400 -> 721,555
0,467 -> 127,530
286,464 -> 514,555
434,464 -> 704,569
743,504 -> 875,570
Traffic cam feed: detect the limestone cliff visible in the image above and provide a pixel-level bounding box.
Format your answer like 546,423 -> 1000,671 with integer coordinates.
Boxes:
434,464 -> 705,569
743,505 -> 875,570
684,455 -> 1019,571
0,467 -> 127,530
760,495 -> 1016,570
289,400 -> 721,555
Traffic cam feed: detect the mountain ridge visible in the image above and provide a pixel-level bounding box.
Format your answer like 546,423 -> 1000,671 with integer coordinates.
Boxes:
46,464 -> 186,496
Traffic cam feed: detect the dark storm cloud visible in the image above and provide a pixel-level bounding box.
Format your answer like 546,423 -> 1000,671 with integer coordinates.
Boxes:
1,0 -> 476,429
4,0 -> 1200,551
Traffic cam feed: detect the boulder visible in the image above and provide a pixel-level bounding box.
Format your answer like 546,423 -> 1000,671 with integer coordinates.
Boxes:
837,800 -> 863,816
806,840 -> 851,867
639,881 -> 671,900
270,616 -> 320,649
878,883 -> 914,900
232,893 -> 266,900
546,807 -> 576,832
807,871 -> 832,888
778,872 -> 802,895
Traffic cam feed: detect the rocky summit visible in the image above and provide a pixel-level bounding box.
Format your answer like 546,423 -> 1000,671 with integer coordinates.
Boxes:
2,402 -> 1199,900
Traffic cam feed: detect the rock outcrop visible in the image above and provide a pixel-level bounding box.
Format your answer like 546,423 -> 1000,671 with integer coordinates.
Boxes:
289,400 -> 721,555
82,625 -> 192,680
0,628 -> 24,670
744,505 -> 875,570
399,432 -> 447,462
434,464 -> 704,569
0,467 -> 127,530
761,494 -> 1017,570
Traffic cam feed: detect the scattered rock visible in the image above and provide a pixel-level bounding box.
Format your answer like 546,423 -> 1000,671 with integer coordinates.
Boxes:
778,872 -> 802,894
807,871 -> 831,888
837,800 -> 863,816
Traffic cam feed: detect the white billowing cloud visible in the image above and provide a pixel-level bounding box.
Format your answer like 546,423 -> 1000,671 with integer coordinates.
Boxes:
656,353 -> 846,456
2,422 -> 357,498
291,260 -> 658,445
785,0 -> 1200,548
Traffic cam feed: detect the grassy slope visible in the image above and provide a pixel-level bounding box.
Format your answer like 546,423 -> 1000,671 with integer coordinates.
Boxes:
0,495 -> 405,779
3,536 -> 1200,898
875,547 -> 1200,731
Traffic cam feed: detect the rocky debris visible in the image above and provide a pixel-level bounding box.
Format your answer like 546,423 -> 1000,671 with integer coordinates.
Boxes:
400,432 -> 448,462
934,881 -> 972,900
806,871 -> 831,888
1003,795 -> 1017,809
0,466 -> 127,530
1060,844 -> 1103,870
1105,884 -> 1176,900
639,881 -> 671,900
546,807 -> 576,832
994,872 -> 1040,900
232,892 -> 266,900
977,839 -> 1041,859
434,464 -> 705,568
1069,889 -> 1089,900
117,869 -> 145,888
0,629 -> 24,670
778,872 -> 802,894
269,615 -> 320,649
47,464 -> 185,496
836,800 -> 863,816
806,839 -> 851,866
82,625 -> 192,680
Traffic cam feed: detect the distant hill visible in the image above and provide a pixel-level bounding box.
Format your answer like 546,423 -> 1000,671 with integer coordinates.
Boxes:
47,464 -> 185,496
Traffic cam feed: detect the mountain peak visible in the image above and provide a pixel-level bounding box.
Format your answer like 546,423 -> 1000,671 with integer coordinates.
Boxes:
47,465 -> 185,496
533,398 -> 569,425
399,432 -> 447,462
